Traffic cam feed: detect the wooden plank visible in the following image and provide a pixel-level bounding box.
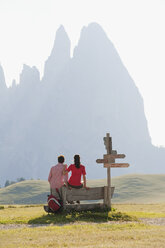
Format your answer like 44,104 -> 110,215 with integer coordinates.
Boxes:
96,159 -> 107,164
66,186 -> 115,201
104,154 -> 115,163
104,163 -> 130,168
110,154 -> 125,159
64,203 -> 106,211
66,187 -> 104,201
97,155 -> 125,164
103,154 -> 125,159
103,133 -> 112,154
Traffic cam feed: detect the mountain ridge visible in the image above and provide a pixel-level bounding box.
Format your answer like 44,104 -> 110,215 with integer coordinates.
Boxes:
0,23 -> 164,184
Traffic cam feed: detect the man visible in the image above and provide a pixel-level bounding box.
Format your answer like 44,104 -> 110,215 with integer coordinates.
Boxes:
48,155 -> 68,199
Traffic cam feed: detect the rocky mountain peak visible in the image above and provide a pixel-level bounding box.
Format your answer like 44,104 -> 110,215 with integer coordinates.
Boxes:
0,65 -> 7,91
19,64 -> 40,85
42,25 -> 71,83
73,23 -> 115,59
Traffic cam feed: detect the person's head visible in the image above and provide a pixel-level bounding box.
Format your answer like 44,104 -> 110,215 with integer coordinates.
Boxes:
58,155 -> 65,164
74,154 -> 80,168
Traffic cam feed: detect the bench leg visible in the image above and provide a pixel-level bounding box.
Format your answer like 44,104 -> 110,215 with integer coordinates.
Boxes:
61,186 -> 67,210
104,186 -> 108,207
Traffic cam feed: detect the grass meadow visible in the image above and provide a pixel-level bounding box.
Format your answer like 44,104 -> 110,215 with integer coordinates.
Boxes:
0,204 -> 165,248
1,223 -> 165,248
1,175 -> 165,247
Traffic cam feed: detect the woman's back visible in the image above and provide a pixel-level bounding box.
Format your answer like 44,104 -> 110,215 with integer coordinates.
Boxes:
67,164 -> 86,186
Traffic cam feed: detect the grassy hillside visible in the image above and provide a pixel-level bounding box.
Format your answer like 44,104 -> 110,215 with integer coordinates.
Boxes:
0,174 -> 165,204
0,180 -> 50,204
112,174 -> 165,203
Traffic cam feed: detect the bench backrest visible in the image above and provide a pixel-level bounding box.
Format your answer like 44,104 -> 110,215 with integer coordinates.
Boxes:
65,186 -> 115,202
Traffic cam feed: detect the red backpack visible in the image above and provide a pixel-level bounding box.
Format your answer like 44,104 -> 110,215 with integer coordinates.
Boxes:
47,195 -> 61,212
47,189 -> 62,213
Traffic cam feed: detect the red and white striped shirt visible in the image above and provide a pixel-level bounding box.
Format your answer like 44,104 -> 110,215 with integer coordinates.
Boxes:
48,163 -> 68,189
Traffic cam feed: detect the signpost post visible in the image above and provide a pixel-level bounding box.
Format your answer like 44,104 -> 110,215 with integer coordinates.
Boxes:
96,133 -> 130,210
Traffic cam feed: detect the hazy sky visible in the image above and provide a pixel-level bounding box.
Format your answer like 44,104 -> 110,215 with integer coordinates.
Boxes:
0,0 -> 165,147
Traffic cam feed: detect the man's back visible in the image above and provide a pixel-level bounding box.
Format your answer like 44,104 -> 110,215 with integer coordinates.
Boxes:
48,163 -> 67,189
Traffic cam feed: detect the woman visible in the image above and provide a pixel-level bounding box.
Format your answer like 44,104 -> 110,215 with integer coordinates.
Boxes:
65,154 -> 88,189
64,155 -> 89,203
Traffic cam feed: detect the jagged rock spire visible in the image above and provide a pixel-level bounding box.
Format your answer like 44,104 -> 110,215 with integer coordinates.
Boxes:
51,25 -> 71,58
42,25 -> 71,83
73,23 -> 120,66
0,64 -> 7,91
19,64 -> 40,85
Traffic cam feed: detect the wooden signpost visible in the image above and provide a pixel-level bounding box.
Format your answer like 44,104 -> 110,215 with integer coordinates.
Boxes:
96,133 -> 130,210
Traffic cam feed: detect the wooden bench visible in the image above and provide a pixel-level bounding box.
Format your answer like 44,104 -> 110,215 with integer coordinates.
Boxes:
61,186 -> 115,211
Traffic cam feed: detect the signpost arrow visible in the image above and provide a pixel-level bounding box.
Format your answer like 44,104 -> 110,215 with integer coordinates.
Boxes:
104,163 -> 130,168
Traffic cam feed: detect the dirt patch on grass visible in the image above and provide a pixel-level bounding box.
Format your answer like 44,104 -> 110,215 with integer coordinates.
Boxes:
140,218 -> 165,226
0,224 -> 51,230
0,218 -> 165,230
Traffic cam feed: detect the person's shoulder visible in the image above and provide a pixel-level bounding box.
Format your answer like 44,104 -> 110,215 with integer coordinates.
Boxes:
49,165 -> 55,172
80,164 -> 85,169
52,164 -> 58,169
57,163 -> 66,168
51,164 -> 56,168
69,164 -> 74,168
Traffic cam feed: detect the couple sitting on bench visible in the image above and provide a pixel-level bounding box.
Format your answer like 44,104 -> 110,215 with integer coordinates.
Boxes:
48,154 -> 89,204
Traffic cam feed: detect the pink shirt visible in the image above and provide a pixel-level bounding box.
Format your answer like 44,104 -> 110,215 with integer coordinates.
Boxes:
48,163 -> 68,189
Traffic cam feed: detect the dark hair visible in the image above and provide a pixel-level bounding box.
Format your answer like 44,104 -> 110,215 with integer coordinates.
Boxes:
58,155 -> 65,163
74,154 -> 80,168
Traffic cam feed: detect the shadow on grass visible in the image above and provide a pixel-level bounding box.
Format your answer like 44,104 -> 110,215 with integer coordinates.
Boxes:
28,210 -> 109,224
28,208 -> 137,225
